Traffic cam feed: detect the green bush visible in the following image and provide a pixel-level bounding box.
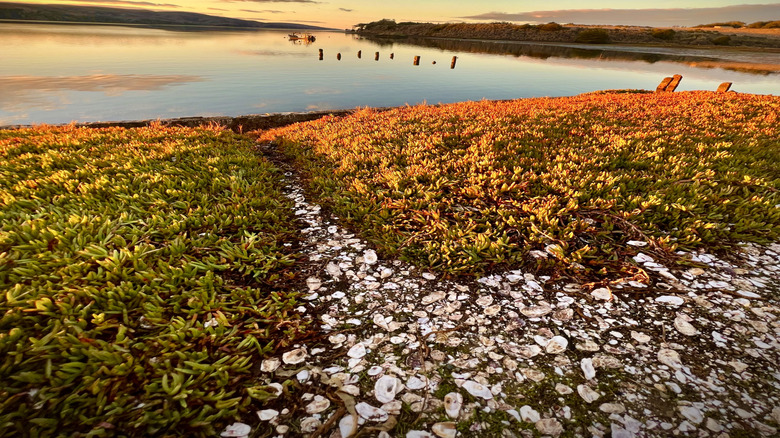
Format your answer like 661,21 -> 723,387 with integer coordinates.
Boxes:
712,35 -> 731,45
651,28 -> 676,40
575,28 -> 610,44
538,22 -> 563,31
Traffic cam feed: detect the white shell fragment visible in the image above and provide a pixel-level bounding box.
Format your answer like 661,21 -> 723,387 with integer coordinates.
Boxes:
355,402 -> 389,422
339,415 -> 358,438
657,348 -> 683,369
260,358 -> 280,373
306,277 -> 322,291
347,343 -> 367,359
581,358 -> 596,380
462,380 -> 493,399
432,422 -> 457,438
546,336 -> 569,354
406,375 -> 428,390
444,392 -> 463,419
407,431 -> 435,438
577,384 -> 601,403
535,418 -> 564,437
655,295 -> 684,306
221,423 -> 251,438
673,315 -> 699,336
520,405 -> 541,423
300,417 -> 321,433
679,406 -> 704,424
282,348 -> 307,365
363,249 -> 378,265
521,305 -> 553,318
257,409 -> 279,421
305,395 -> 331,414
374,375 -> 403,403
591,287 -> 612,300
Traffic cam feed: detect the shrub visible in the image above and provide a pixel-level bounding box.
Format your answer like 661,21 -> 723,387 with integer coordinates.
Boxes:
538,22 -> 563,31
651,28 -> 676,40
575,28 -> 610,43
695,21 -> 745,28
712,35 -> 731,45
747,21 -> 769,28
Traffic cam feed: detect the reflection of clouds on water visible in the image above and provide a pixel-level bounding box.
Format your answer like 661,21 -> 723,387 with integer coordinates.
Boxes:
235,50 -> 311,57
0,74 -> 203,113
303,88 -> 343,96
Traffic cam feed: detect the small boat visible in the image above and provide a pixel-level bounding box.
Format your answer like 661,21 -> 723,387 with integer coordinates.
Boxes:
288,33 -> 316,42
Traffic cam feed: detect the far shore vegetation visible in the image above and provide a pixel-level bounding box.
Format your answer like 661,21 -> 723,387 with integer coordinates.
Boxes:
354,19 -> 780,48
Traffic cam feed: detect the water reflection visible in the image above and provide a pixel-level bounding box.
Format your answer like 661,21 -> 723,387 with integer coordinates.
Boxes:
363,36 -> 780,75
1,24 -> 778,126
0,74 -> 203,112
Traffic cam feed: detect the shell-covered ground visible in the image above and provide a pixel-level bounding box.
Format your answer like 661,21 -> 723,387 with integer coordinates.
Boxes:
1,92 -> 779,437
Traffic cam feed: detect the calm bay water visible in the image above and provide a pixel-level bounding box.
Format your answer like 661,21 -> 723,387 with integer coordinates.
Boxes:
2,23 -> 779,125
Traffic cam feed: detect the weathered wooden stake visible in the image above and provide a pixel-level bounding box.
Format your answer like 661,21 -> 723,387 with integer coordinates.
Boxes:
337,53 -> 342,60
413,55 -> 420,66
390,53 -> 394,59
450,56 -> 457,69
716,82 -> 733,93
666,74 -> 683,92
319,48 -> 323,55
319,49 -> 323,61
357,50 -> 362,59
656,77 -> 673,92
375,52 -> 379,61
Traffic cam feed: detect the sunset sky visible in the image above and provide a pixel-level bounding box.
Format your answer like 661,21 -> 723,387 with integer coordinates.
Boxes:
8,1 -> 780,29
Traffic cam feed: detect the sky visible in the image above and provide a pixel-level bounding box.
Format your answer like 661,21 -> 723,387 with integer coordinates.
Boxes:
9,1 -> 780,29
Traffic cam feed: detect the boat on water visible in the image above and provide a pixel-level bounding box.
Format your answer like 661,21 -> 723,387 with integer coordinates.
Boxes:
288,33 -> 316,42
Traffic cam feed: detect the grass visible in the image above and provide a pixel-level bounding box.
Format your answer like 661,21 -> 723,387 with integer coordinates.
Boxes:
0,124 -> 306,436
260,91 -> 780,280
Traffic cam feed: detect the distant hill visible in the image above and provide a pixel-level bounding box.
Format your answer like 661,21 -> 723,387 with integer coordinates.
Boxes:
0,2 -> 330,29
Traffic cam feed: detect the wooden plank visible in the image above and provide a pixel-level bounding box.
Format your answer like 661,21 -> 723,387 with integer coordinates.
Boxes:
656,77 -> 673,92
716,82 -> 733,93
666,74 -> 683,92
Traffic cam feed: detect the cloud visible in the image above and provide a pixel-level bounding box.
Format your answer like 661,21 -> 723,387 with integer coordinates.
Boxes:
208,7 -> 228,11
339,8 -> 353,12
240,9 -> 284,13
74,0 -> 182,8
460,3 -> 780,27
221,0 -> 320,3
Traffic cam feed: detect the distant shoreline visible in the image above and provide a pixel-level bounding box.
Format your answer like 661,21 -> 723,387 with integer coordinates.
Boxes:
356,20 -> 780,49
0,19 -> 336,32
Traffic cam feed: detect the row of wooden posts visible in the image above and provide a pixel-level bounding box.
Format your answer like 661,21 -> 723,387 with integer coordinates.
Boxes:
318,49 -> 458,69
656,74 -> 733,93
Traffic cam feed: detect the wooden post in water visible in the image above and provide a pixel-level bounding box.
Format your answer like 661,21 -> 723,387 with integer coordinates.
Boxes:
656,77 -> 673,92
716,82 -> 732,93
357,50 -> 362,59
413,55 -> 420,66
319,48 -> 323,61
666,74 -> 683,92
375,52 -> 379,61
337,53 -> 342,60
450,56 -> 457,69
390,53 -> 394,59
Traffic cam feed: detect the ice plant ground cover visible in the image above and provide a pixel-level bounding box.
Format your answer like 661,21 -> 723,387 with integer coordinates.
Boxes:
0,91 -> 778,437
261,91 -> 780,280
0,125 -> 306,436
